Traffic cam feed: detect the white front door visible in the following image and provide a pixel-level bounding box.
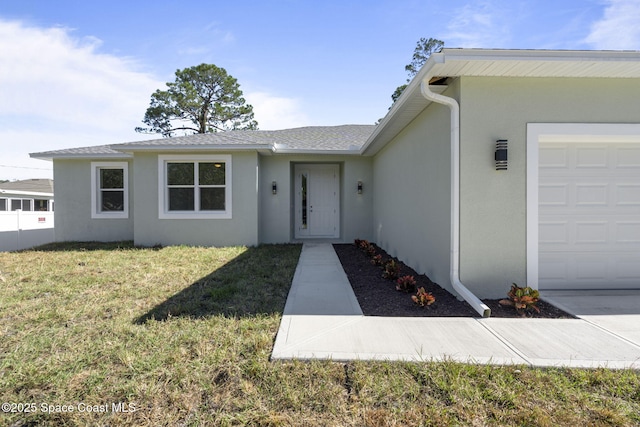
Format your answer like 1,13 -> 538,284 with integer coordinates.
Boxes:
539,142 -> 640,289
294,164 -> 340,238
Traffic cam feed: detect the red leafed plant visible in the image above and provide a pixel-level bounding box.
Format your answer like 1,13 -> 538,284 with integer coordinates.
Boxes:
382,260 -> 400,280
412,287 -> 436,307
370,254 -> 384,266
396,275 -> 416,292
366,244 -> 377,258
356,239 -> 370,251
499,283 -> 540,314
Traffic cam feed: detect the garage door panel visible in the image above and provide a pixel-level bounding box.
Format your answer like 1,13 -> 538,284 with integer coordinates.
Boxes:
576,146 -> 608,168
617,257 -> 640,279
616,184 -> 640,205
616,222 -> 640,243
575,221 -> 608,244
539,184 -> 568,206
575,184 -> 608,205
616,147 -> 640,167
539,141 -> 640,290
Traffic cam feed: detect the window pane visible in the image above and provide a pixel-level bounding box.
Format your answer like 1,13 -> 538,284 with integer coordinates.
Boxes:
200,188 -> 225,211
169,188 -> 194,211
11,200 -> 21,211
100,168 -> 124,189
35,199 -> 49,211
0,198 -> 6,211
101,191 -> 124,211
22,199 -> 32,211
199,162 -> 225,185
167,163 -> 194,185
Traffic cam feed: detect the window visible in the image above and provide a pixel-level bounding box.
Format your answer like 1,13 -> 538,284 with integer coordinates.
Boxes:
158,155 -> 231,219
91,162 -> 129,219
10,199 -> 32,211
34,199 -> 50,211
0,198 -> 6,211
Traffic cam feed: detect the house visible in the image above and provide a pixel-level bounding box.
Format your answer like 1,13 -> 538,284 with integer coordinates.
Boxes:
0,179 -> 55,251
31,49 -> 640,314
0,179 -> 54,212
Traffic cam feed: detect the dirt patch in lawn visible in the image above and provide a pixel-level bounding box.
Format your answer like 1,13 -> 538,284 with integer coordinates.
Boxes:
333,243 -> 575,319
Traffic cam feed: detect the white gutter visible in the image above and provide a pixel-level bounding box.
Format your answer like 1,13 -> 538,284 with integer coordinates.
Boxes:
420,75 -> 492,318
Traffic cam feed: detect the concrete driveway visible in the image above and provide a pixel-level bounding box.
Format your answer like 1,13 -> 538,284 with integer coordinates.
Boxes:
542,290 -> 640,348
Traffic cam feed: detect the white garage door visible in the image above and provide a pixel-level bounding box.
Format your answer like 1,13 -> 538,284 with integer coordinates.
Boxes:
539,142 -> 640,290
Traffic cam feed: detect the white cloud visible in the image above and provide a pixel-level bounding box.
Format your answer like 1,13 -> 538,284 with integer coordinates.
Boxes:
585,0 -> 640,49
0,19 -> 163,180
444,1 -> 511,48
245,91 -> 310,130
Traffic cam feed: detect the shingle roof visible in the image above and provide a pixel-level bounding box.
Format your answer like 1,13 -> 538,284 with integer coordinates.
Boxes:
30,125 -> 377,159
30,144 -> 131,159
0,179 -> 54,194
116,125 -> 375,151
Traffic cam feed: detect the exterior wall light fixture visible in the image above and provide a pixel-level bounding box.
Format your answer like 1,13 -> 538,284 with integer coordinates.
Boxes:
495,140 -> 508,171
357,181 -> 363,194
272,181 -> 277,194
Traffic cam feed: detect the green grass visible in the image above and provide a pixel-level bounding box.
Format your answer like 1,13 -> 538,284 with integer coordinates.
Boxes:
1,242 -> 639,426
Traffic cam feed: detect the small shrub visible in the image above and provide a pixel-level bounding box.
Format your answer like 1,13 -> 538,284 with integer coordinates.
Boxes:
412,287 -> 436,306
396,275 -> 416,292
366,244 -> 377,257
370,254 -> 384,266
382,260 -> 399,280
357,239 -> 370,251
499,283 -> 540,314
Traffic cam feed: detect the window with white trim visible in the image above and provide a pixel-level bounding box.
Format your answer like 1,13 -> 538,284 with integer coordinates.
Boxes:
158,155 -> 232,219
10,199 -> 32,211
91,162 -> 129,219
0,198 -> 6,211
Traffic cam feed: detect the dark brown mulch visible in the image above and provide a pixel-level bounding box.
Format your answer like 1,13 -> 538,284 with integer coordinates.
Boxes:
333,243 -> 575,319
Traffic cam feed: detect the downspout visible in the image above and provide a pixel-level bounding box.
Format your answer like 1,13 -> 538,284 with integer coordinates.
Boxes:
420,77 -> 492,318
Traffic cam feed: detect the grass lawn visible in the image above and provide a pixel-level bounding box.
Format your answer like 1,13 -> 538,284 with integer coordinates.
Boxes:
1,242 -> 639,426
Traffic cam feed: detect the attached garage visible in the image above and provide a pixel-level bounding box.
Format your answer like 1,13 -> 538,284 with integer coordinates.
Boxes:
528,124 -> 640,290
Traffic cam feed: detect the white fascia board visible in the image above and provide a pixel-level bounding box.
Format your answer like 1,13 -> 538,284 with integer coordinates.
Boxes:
439,48 -> 640,62
0,190 -> 54,197
29,153 -> 132,160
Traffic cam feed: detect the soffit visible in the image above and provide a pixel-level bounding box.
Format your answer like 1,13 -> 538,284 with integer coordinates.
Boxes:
363,49 -> 640,155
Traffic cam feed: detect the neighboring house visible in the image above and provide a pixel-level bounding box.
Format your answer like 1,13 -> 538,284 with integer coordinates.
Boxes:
31,49 -> 640,313
0,179 -> 55,251
0,179 -> 54,212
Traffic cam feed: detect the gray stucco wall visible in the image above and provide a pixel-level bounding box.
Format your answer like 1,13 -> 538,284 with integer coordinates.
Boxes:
258,155 -> 373,243
372,96 -> 454,293
458,76 -> 640,297
52,159 -> 134,242
132,151 -> 259,247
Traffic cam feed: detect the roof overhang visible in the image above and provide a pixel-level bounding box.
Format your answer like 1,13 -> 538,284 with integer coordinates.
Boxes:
0,189 -> 54,197
29,152 -> 132,161
361,48 -> 640,155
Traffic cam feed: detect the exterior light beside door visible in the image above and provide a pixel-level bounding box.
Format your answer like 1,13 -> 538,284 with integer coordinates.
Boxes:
495,140 -> 508,171
272,181 -> 277,194
357,181 -> 363,194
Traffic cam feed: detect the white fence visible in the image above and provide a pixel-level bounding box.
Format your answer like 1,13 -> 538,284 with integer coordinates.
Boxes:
0,211 -> 55,251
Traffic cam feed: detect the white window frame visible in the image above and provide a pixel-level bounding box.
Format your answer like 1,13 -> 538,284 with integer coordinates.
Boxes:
158,154 -> 232,219
91,161 -> 129,219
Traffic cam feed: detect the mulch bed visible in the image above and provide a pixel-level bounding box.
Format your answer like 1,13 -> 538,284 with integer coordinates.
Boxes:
333,243 -> 575,319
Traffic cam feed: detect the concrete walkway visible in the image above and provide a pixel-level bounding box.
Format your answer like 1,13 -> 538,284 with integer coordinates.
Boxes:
272,243 -> 640,369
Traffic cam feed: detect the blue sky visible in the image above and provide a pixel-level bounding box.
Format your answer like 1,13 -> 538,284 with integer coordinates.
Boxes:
1,0 -> 639,180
